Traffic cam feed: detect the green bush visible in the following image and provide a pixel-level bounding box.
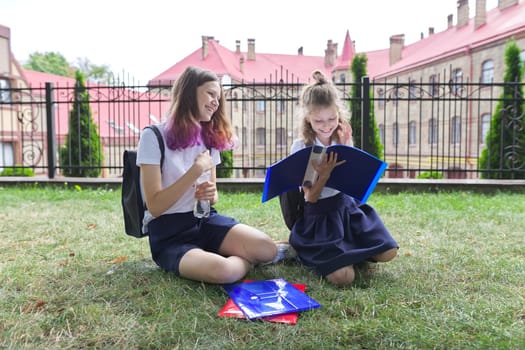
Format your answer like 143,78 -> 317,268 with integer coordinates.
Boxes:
0,167 -> 35,177
217,149 -> 233,178
417,171 -> 443,179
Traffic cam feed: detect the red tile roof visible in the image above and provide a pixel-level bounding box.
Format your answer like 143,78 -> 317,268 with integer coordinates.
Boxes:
149,31 -> 357,85
376,2 -> 525,78
149,1 -> 524,84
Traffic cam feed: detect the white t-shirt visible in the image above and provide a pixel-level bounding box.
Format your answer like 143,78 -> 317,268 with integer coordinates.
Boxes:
290,138 -> 340,200
136,123 -> 221,226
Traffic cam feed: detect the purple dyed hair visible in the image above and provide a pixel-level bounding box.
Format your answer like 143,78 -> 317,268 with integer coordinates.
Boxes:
163,66 -> 234,151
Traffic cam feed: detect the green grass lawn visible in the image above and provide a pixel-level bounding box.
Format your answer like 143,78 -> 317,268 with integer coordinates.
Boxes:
0,186 -> 524,349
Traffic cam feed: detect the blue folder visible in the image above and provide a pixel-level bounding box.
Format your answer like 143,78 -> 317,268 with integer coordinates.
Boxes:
262,145 -> 387,203
223,278 -> 321,320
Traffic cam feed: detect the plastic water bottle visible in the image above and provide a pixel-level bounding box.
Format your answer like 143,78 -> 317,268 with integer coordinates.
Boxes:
193,171 -> 211,218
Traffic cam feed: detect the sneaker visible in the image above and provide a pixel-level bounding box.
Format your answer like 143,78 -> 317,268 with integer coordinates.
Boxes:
261,242 -> 297,266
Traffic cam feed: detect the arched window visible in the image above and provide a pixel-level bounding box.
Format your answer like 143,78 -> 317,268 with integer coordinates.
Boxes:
409,79 -> 417,99
392,122 -> 399,145
256,100 -> 265,112
481,60 -> 494,84
233,91 -> 239,111
451,116 -> 461,144
480,113 -> 491,145
429,74 -> 439,97
242,127 -> 247,147
409,121 -> 417,145
275,127 -> 286,147
378,123 -> 385,145
377,89 -> 385,109
451,68 -> 463,95
428,118 -> 438,144
256,127 -> 266,146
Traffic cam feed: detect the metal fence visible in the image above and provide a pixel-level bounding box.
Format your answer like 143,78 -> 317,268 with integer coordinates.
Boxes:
0,76 -> 523,179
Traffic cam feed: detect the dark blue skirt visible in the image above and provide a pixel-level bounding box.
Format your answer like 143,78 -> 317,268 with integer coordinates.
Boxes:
289,193 -> 398,276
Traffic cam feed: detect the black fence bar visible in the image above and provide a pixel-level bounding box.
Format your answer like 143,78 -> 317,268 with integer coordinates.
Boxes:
45,82 -> 56,178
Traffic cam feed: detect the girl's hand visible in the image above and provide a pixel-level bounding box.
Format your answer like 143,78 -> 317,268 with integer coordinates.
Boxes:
195,180 -> 217,201
337,119 -> 353,146
313,151 -> 346,179
194,150 -> 213,173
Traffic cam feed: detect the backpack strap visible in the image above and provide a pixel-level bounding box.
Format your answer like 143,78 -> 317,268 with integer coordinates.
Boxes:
145,125 -> 165,170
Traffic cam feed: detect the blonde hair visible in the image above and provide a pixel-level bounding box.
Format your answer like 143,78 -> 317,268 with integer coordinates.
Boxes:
298,70 -> 351,146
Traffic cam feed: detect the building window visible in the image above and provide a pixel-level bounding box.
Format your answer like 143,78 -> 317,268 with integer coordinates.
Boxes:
409,80 -> 417,99
480,113 -> 491,145
429,75 -> 439,97
0,78 -> 12,103
379,123 -> 385,145
107,120 -> 124,134
392,122 -> 398,145
233,91 -> 239,111
450,68 -> 463,95
276,100 -> 285,114
256,100 -> 265,112
0,142 -> 14,171
428,118 -> 438,144
408,121 -> 417,145
377,89 -> 385,109
392,86 -> 399,106
275,127 -> 286,147
339,73 -> 346,83
256,127 -> 266,146
451,116 -> 461,144
242,127 -> 247,147
481,60 -> 494,84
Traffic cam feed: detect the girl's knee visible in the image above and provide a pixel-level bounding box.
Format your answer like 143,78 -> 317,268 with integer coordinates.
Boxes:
373,248 -> 398,262
210,257 -> 252,284
326,266 -> 355,286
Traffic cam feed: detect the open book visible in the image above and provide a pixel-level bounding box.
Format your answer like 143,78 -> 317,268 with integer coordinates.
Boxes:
262,145 -> 387,203
218,280 -> 307,324
222,278 -> 321,320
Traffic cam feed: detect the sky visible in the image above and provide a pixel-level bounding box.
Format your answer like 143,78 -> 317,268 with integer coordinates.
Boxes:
1,0 -> 498,84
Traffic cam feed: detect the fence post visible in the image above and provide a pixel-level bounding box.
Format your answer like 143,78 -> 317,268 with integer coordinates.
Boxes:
45,82 -> 56,178
361,76 -> 370,152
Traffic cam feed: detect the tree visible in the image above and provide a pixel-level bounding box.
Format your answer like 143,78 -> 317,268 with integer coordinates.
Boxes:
479,39 -> 524,179
350,54 -> 383,158
23,51 -> 74,77
59,71 -> 103,177
23,52 -> 114,83
74,57 -> 115,84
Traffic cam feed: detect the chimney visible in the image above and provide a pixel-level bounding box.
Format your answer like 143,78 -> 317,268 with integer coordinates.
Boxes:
421,32 -> 424,39
239,55 -> 244,73
448,14 -> 454,28
498,0 -> 518,10
201,35 -> 209,60
324,39 -> 337,66
389,34 -> 404,66
429,27 -> 435,35
475,0 -> 487,29
247,38 -> 255,60
235,40 -> 241,54
457,0 -> 469,27
298,46 -> 303,55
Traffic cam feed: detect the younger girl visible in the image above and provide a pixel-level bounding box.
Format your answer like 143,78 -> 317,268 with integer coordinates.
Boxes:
137,66 -> 277,284
289,70 -> 398,286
